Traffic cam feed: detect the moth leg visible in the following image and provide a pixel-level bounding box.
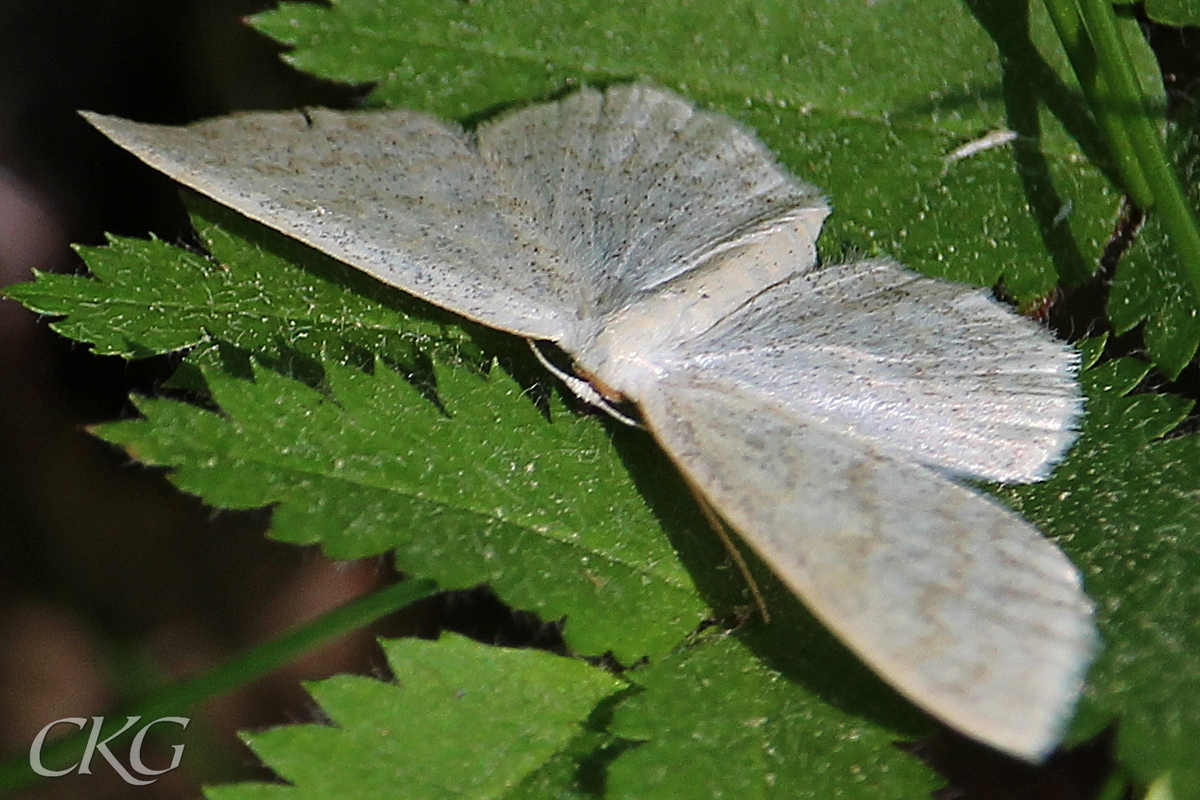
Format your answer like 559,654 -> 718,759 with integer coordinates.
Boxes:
692,489 -> 771,623
532,341 -> 769,620
527,340 -> 642,427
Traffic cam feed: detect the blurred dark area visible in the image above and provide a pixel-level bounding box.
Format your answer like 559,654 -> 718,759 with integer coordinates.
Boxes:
0,1 -> 1196,798
0,2 -> 420,797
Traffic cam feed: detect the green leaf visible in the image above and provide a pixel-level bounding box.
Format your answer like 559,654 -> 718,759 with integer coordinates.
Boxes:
1142,0 -> 1200,27
1004,360 -> 1200,797
95,354 -> 713,661
6,198 -> 476,369
251,0 -> 1131,298
253,0 -> 1094,142
204,635 -> 623,800
1109,107 -> 1200,379
608,605 -> 940,799
503,731 -> 618,800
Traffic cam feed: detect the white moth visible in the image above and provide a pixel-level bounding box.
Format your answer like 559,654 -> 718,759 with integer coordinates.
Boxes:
82,84 -> 1095,761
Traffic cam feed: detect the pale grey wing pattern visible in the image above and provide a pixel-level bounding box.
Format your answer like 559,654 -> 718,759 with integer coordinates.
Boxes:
636,375 -> 1096,761
81,109 -> 576,340
476,84 -> 830,337
648,258 -> 1082,483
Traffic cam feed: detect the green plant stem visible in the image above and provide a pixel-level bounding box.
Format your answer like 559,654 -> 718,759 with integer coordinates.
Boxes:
1041,0 -> 1153,205
1074,0 -> 1200,303
0,577 -> 439,796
